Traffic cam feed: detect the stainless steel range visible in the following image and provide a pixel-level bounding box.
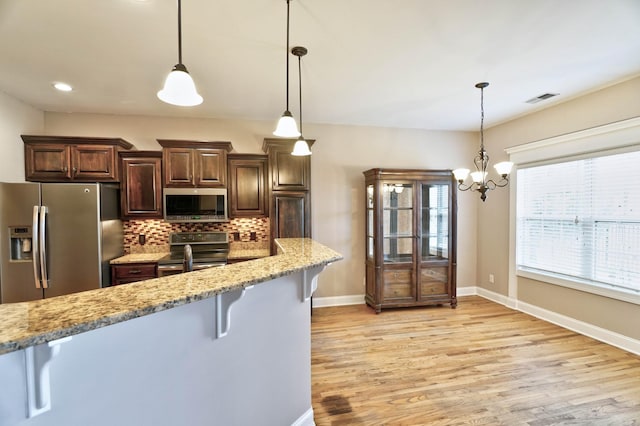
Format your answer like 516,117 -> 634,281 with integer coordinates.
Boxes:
157,232 -> 229,277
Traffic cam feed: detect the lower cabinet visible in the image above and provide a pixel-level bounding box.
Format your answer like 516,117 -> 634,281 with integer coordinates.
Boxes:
111,263 -> 158,285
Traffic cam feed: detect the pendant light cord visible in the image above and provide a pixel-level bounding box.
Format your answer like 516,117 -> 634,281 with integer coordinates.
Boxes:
285,0 -> 291,111
479,85 -> 485,151
177,0 -> 183,64
298,54 -> 303,134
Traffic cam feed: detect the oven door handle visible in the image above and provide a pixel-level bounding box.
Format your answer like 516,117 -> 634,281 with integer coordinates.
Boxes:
192,263 -> 226,270
157,264 -> 184,272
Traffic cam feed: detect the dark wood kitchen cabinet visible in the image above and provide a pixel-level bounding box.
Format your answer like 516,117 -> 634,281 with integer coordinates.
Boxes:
262,138 -> 314,254
157,139 -> 233,188
22,135 -> 133,182
119,151 -> 163,219
363,168 -> 457,313
111,262 -> 158,285
228,154 -> 268,218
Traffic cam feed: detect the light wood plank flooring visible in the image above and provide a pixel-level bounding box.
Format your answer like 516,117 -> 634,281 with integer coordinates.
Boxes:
311,296 -> 640,425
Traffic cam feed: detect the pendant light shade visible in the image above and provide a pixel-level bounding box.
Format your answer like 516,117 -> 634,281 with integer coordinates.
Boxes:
273,0 -> 300,137
274,111 -> 300,137
291,45 -> 311,156
157,0 -> 203,107
158,64 -> 203,106
292,137 -> 312,156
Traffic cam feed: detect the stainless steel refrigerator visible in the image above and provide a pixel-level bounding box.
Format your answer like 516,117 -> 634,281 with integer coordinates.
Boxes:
0,182 -> 123,303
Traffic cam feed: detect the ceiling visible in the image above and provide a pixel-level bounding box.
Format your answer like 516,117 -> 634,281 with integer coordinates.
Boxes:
0,0 -> 639,132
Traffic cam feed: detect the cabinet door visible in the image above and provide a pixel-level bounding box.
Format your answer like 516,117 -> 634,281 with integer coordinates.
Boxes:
417,181 -> 455,303
24,143 -> 71,181
228,156 -> 267,217
271,149 -> 310,191
271,191 -> 310,253
163,148 -> 195,187
195,149 -> 227,187
120,153 -> 163,219
72,144 -> 119,181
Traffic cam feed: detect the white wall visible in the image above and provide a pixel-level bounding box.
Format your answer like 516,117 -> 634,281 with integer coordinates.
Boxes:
44,112 -> 479,298
0,90 -> 44,182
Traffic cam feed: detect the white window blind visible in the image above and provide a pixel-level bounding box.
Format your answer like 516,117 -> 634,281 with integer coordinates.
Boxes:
516,149 -> 640,295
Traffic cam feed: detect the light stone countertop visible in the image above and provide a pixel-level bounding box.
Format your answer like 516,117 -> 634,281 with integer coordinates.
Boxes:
0,239 -> 342,355
110,252 -> 168,264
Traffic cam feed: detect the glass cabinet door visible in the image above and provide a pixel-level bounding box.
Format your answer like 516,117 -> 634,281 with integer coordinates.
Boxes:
382,183 -> 414,263
366,184 -> 374,260
421,183 -> 449,261
419,183 -> 450,299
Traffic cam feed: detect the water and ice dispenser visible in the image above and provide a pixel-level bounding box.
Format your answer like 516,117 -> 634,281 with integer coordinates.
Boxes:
9,226 -> 33,261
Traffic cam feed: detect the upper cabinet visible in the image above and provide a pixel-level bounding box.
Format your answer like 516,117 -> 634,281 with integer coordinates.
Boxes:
262,138 -> 315,254
158,139 -> 233,188
22,135 -> 133,182
262,138 -> 313,191
119,151 -> 163,219
228,154 -> 268,218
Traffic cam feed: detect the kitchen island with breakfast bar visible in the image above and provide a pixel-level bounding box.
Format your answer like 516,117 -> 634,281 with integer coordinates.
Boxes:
0,239 -> 341,426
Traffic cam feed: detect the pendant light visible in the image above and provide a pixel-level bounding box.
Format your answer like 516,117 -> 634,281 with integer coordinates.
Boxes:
291,46 -> 312,156
157,0 -> 203,107
273,0 -> 301,137
453,82 -> 513,202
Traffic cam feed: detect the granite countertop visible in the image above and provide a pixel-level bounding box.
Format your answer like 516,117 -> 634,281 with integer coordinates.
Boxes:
110,252 -> 168,264
0,239 -> 342,355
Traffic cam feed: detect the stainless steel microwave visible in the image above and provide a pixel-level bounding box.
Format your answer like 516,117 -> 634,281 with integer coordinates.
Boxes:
163,188 -> 228,223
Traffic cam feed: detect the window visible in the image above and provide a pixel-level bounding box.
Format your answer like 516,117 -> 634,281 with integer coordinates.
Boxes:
516,149 -> 640,298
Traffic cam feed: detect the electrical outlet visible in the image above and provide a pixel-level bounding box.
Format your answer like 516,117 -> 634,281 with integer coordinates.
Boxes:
489,273 -> 495,284
232,232 -> 240,241
250,232 -> 257,241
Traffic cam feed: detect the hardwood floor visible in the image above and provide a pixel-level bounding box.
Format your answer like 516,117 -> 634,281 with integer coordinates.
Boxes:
311,296 -> 640,425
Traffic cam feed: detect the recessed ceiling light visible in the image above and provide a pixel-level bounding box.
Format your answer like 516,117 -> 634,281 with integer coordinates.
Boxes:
53,82 -> 73,92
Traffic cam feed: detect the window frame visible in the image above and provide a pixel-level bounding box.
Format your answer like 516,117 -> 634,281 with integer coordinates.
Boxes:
506,117 -> 640,306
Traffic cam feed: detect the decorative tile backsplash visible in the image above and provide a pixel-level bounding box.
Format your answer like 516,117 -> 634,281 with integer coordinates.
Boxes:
123,218 -> 269,254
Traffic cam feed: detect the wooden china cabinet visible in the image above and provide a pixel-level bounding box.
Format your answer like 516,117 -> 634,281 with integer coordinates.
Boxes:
363,168 -> 457,313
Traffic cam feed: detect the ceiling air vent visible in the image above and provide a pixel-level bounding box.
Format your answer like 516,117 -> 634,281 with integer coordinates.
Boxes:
526,92 -> 559,104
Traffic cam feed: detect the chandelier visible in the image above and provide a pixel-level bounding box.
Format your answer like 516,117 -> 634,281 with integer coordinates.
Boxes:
453,82 -> 513,202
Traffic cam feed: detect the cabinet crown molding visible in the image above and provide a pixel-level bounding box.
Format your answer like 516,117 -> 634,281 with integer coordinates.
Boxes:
157,139 -> 234,152
21,135 -> 134,150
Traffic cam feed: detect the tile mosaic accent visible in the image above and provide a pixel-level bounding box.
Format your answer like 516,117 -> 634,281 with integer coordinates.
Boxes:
123,218 -> 270,254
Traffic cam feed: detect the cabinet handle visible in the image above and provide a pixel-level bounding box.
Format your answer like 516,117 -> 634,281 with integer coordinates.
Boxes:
62,166 -> 68,172
72,167 -> 77,175
128,269 -> 142,274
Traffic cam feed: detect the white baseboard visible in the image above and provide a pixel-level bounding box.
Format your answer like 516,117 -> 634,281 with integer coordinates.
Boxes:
291,408 -> 315,426
516,300 -> 640,356
465,286 -> 640,356
312,294 -> 364,308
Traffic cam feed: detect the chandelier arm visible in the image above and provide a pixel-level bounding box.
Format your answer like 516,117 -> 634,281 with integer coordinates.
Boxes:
457,182 -> 477,192
486,177 -> 510,188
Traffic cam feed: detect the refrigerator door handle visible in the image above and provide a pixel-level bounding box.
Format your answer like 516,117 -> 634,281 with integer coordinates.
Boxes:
32,206 -> 42,289
39,206 -> 49,289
